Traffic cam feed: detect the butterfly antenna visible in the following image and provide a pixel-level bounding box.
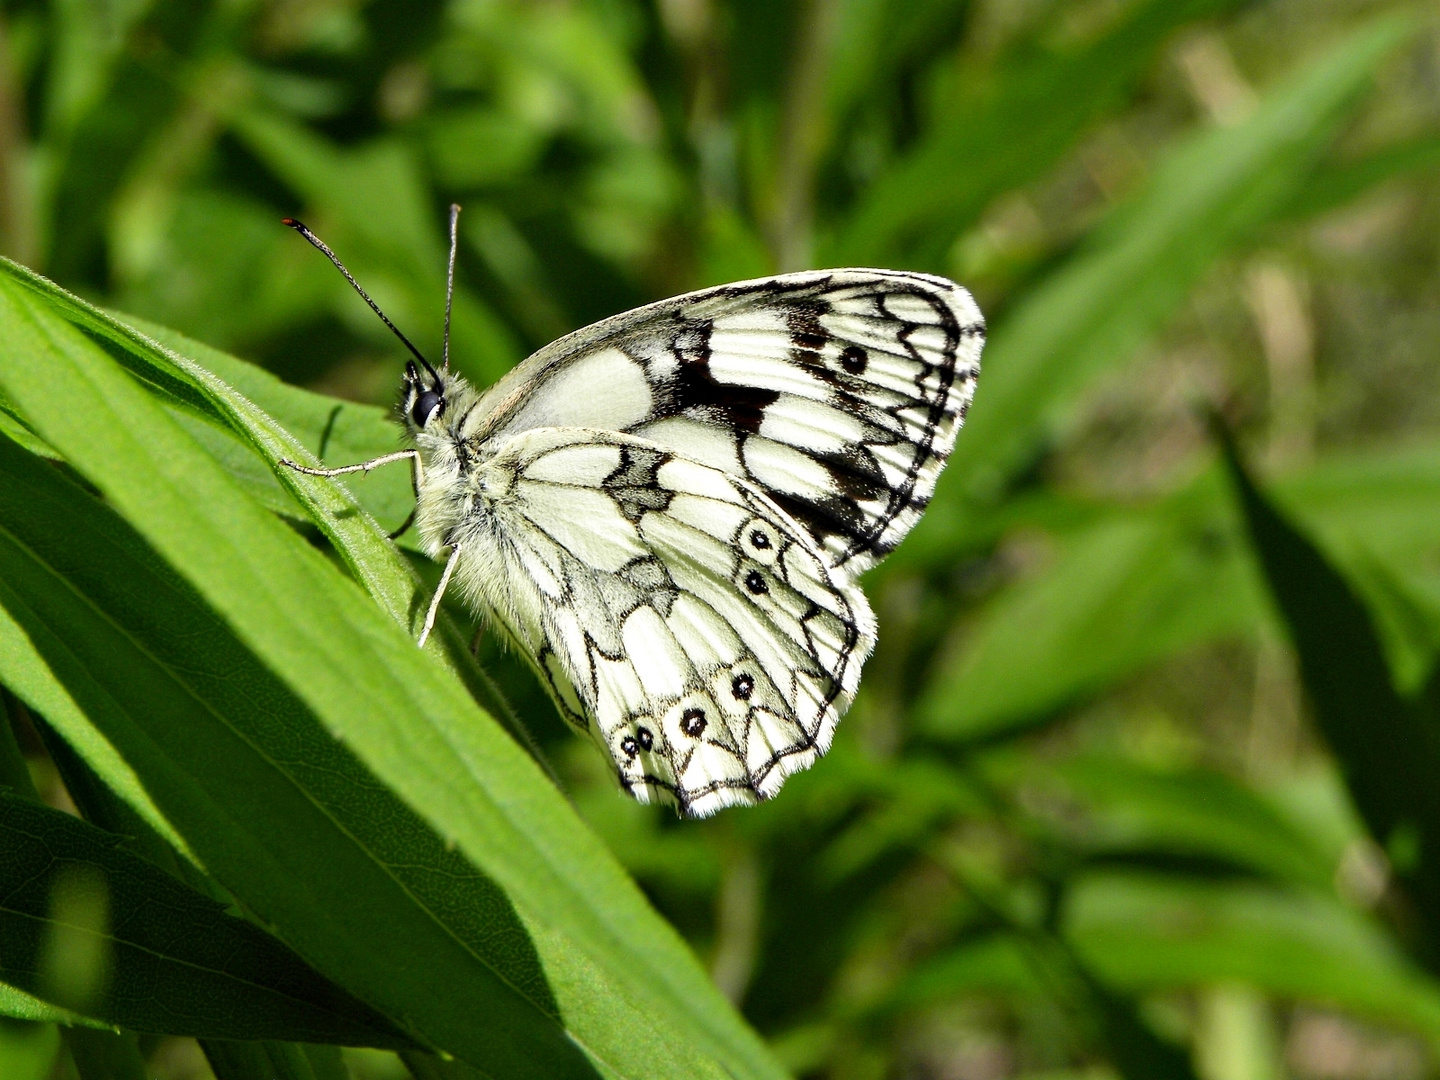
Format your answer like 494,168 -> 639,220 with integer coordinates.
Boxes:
443,203 -> 460,372
282,218 -> 441,383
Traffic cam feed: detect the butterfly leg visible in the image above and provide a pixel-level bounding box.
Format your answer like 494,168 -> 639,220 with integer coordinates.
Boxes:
281,449 -> 423,482
418,545 -> 462,647
282,451 -> 425,539
386,508 -> 417,541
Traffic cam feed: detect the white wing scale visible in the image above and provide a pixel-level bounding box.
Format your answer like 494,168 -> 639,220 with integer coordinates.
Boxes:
447,427 -> 876,816
354,269 -> 988,813
461,269 -> 984,575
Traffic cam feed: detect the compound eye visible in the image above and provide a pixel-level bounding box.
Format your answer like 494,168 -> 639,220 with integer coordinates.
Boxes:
411,389 -> 443,428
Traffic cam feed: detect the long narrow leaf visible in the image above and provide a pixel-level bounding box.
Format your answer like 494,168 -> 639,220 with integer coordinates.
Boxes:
1218,427 -> 1440,962
0,272 -> 783,1077
6,260 -> 530,758
1067,873 -> 1440,1043
938,17 -> 1409,506
0,431 -> 595,1075
831,0 -> 1245,264
0,791 -> 407,1044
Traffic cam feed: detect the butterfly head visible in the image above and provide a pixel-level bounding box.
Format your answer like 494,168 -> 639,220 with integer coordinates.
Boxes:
402,360 -> 448,431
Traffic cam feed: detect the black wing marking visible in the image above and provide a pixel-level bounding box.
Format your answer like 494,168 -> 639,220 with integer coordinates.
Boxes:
469,269 -> 984,575
465,427 -> 876,817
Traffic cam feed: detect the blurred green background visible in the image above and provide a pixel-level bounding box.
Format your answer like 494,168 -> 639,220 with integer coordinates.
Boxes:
4,0 -> 1440,1077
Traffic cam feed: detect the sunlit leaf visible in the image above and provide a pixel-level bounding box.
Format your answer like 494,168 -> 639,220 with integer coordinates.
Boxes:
1067,872 -> 1440,1044
936,16 -> 1411,504
0,271 -> 784,1080
831,0 -> 1248,264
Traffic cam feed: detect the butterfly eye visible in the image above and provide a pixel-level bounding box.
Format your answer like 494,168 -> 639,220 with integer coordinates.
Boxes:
411,389 -> 443,427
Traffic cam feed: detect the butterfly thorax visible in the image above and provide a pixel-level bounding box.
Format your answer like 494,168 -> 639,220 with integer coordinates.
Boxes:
406,371 -> 503,563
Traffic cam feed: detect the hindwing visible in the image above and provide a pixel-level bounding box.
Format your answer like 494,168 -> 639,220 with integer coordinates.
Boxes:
463,270 -> 984,575
456,427 -> 876,816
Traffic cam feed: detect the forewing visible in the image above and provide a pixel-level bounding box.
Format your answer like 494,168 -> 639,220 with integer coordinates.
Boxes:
464,427 -> 876,816
466,270 -> 984,574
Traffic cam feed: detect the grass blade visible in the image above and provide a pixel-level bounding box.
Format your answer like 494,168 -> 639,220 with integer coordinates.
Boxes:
0,792 -> 409,1044
831,0 -> 1245,265
1067,873 -> 1440,1043
1218,427 -> 1440,965
941,16 -> 1410,505
0,270 -> 782,1077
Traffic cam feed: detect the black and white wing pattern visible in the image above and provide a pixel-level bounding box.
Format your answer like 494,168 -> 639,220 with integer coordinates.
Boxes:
464,270 -> 983,574
452,427 -> 875,817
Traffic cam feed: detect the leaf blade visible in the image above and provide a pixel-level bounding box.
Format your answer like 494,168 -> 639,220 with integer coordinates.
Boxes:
0,266 -> 782,1078
939,16 -> 1410,506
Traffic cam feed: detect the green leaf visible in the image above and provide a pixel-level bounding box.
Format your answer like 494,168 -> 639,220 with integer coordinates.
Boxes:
919,440 -> 1440,745
936,15 -> 1411,505
204,1041 -> 348,1080
0,791 -> 408,1043
228,109 -> 519,385
892,925 -> 1200,1080
1012,757 -> 1334,888
830,0 -> 1247,264
1282,133 -> 1440,224
0,1018 -> 60,1080
1086,972 -> 1200,1080
892,932 -> 1048,1007
0,980 -> 98,1027
8,261 -> 527,751
1217,427 -> 1440,959
0,578 -> 182,862
120,312 -> 420,544
918,481 -> 1262,742
0,429 -> 588,1073
823,0 -> 970,132
0,696 -> 36,798
63,1028 -> 148,1080
0,270 -> 782,1078
1276,443 -> 1440,689
813,754 -> 988,883
1066,872 -> 1440,1044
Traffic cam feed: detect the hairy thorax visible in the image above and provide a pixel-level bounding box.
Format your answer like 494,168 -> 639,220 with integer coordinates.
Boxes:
409,373 -> 501,562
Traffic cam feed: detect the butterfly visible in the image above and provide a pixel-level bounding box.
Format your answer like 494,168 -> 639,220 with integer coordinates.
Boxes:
282,208 -> 983,816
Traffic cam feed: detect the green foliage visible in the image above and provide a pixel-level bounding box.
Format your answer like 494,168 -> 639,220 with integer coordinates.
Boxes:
0,2 -> 1438,1079
1219,426 -> 1440,962
0,263 -> 777,1078
941,13 -> 1407,504
0,790 -> 406,1043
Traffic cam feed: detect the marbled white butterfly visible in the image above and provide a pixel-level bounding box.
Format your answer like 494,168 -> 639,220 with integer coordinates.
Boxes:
283,207 -> 983,817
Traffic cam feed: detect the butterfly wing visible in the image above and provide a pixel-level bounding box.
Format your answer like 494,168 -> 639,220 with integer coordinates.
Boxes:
455,426 -> 876,816
465,270 -> 983,574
